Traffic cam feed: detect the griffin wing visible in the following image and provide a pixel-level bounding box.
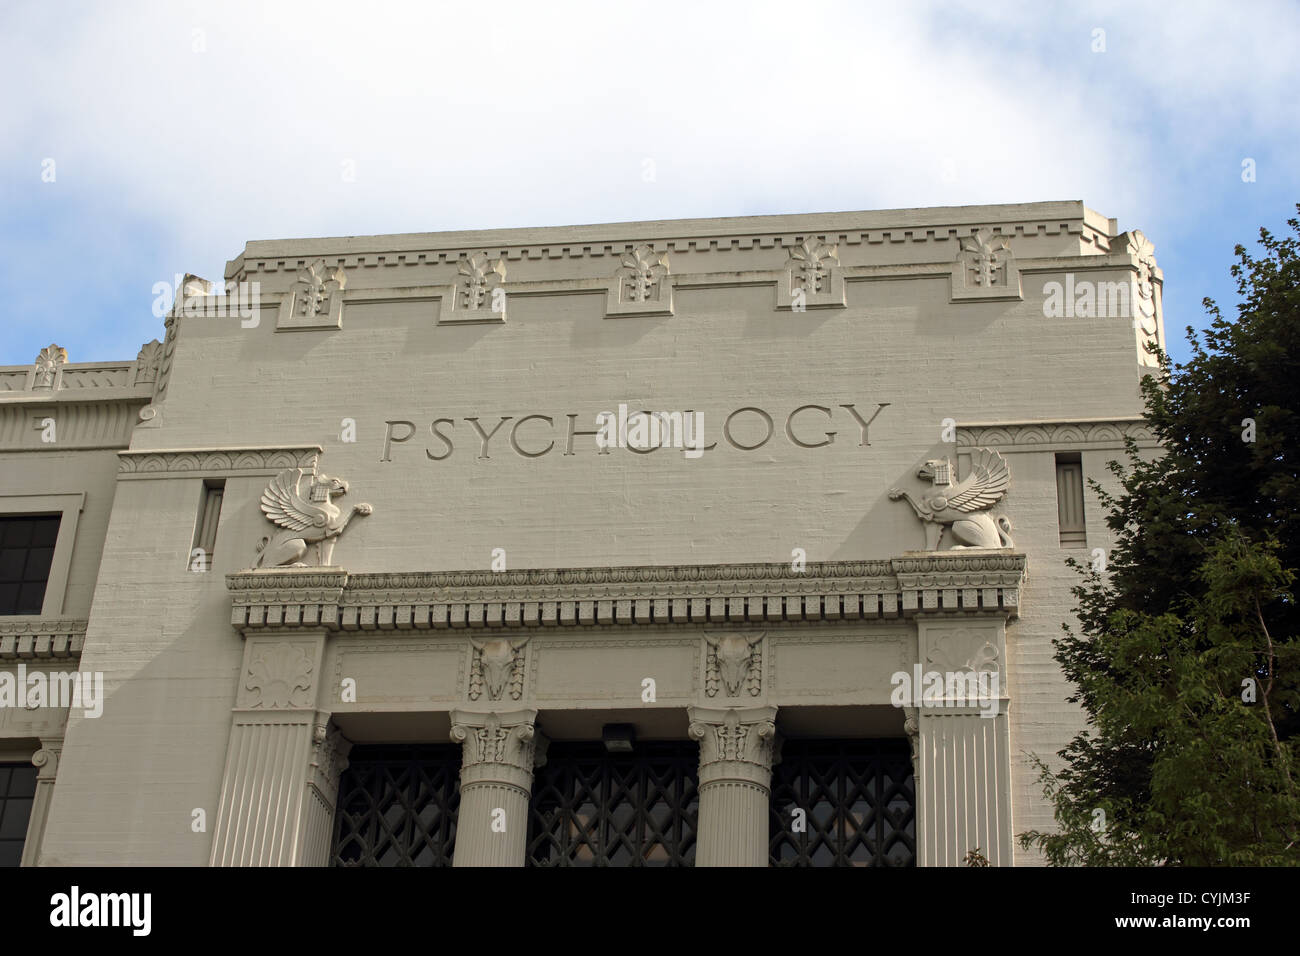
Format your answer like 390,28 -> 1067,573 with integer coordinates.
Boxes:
945,449 -> 1011,513
260,468 -> 327,531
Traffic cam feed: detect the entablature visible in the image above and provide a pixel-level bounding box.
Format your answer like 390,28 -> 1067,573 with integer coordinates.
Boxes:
225,554 -> 1027,633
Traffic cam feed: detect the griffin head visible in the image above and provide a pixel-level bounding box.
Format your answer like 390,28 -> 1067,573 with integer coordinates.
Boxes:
310,474 -> 349,503
916,459 -> 952,486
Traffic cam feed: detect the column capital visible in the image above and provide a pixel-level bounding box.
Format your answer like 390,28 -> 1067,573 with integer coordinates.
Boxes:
308,721 -> 352,805
450,708 -> 540,790
32,737 -> 63,780
687,705 -> 779,787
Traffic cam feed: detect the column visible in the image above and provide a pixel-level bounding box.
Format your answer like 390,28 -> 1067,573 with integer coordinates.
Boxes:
20,737 -> 62,867
209,633 -> 344,866
449,708 -> 543,867
687,705 -> 778,867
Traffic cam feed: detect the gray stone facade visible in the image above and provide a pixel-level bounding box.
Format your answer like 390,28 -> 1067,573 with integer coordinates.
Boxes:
0,201 -> 1163,865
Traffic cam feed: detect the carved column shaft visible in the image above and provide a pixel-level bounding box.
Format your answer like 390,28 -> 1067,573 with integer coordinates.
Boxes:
688,705 -> 778,867
449,709 -> 541,868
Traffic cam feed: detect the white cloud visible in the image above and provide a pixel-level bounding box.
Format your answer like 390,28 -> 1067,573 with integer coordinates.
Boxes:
1,0 -> 1296,296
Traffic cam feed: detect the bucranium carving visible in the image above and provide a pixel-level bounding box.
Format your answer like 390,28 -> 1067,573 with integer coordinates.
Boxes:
705,632 -> 762,697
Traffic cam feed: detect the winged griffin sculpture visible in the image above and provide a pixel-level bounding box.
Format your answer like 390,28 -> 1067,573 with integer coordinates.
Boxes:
254,468 -> 372,568
888,449 -> 1014,550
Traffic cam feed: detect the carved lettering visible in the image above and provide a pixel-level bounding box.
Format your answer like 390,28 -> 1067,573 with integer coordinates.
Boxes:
377,404 -> 888,461
465,416 -> 513,459
840,403 -> 890,446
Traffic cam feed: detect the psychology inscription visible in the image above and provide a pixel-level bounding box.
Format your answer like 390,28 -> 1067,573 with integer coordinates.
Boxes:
381,402 -> 889,462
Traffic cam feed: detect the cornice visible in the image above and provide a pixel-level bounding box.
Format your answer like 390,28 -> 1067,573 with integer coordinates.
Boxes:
118,445 -> 322,478
225,554 -> 1028,633
226,201 -> 1102,273
0,620 -> 86,660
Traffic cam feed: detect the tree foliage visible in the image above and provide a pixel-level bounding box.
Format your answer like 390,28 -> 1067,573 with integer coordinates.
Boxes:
1020,207 -> 1300,865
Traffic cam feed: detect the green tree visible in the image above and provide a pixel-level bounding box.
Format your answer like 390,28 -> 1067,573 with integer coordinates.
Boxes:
1020,207 -> 1300,865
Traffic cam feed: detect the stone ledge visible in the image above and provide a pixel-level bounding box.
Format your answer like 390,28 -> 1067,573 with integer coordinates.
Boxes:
226,555 -> 1028,632
0,620 -> 87,660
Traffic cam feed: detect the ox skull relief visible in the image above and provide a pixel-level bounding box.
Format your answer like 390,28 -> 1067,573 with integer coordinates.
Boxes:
705,632 -> 763,698
469,638 -> 526,701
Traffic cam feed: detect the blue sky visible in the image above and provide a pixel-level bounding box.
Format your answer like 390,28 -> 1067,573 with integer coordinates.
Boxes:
2,0 -> 1297,368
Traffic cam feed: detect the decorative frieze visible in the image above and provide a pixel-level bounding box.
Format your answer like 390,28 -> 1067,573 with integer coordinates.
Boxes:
117,445 -> 322,479
955,418 -> 1155,450
226,555 -> 1029,632
0,620 -> 86,660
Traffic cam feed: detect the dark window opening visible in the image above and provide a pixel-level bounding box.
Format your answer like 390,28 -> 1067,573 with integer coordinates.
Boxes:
331,745 -> 461,867
769,738 -> 915,867
0,762 -> 38,867
0,515 -> 61,615
527,741 -> 699,867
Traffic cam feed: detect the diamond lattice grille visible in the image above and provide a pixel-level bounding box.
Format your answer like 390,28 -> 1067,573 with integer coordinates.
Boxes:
768,739 -> 915,867
527,742 -> 699,867
331,745 -> 461,867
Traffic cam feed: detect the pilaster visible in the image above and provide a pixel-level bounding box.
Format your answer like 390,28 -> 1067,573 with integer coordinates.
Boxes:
19,738 -> 62,867
209,632 -> 341,866
912,617 -> 1013,866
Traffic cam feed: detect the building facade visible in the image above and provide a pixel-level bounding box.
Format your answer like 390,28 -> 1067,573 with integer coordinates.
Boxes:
0,202 -> 1164,866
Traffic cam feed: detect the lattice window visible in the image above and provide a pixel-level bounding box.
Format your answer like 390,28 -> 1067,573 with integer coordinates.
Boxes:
527,742 -> 699,867
331,745 -> 461,867
769,739 -> 915,867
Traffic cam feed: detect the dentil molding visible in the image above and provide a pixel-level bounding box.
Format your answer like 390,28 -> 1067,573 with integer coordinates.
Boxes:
225,554 -> 1028,633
